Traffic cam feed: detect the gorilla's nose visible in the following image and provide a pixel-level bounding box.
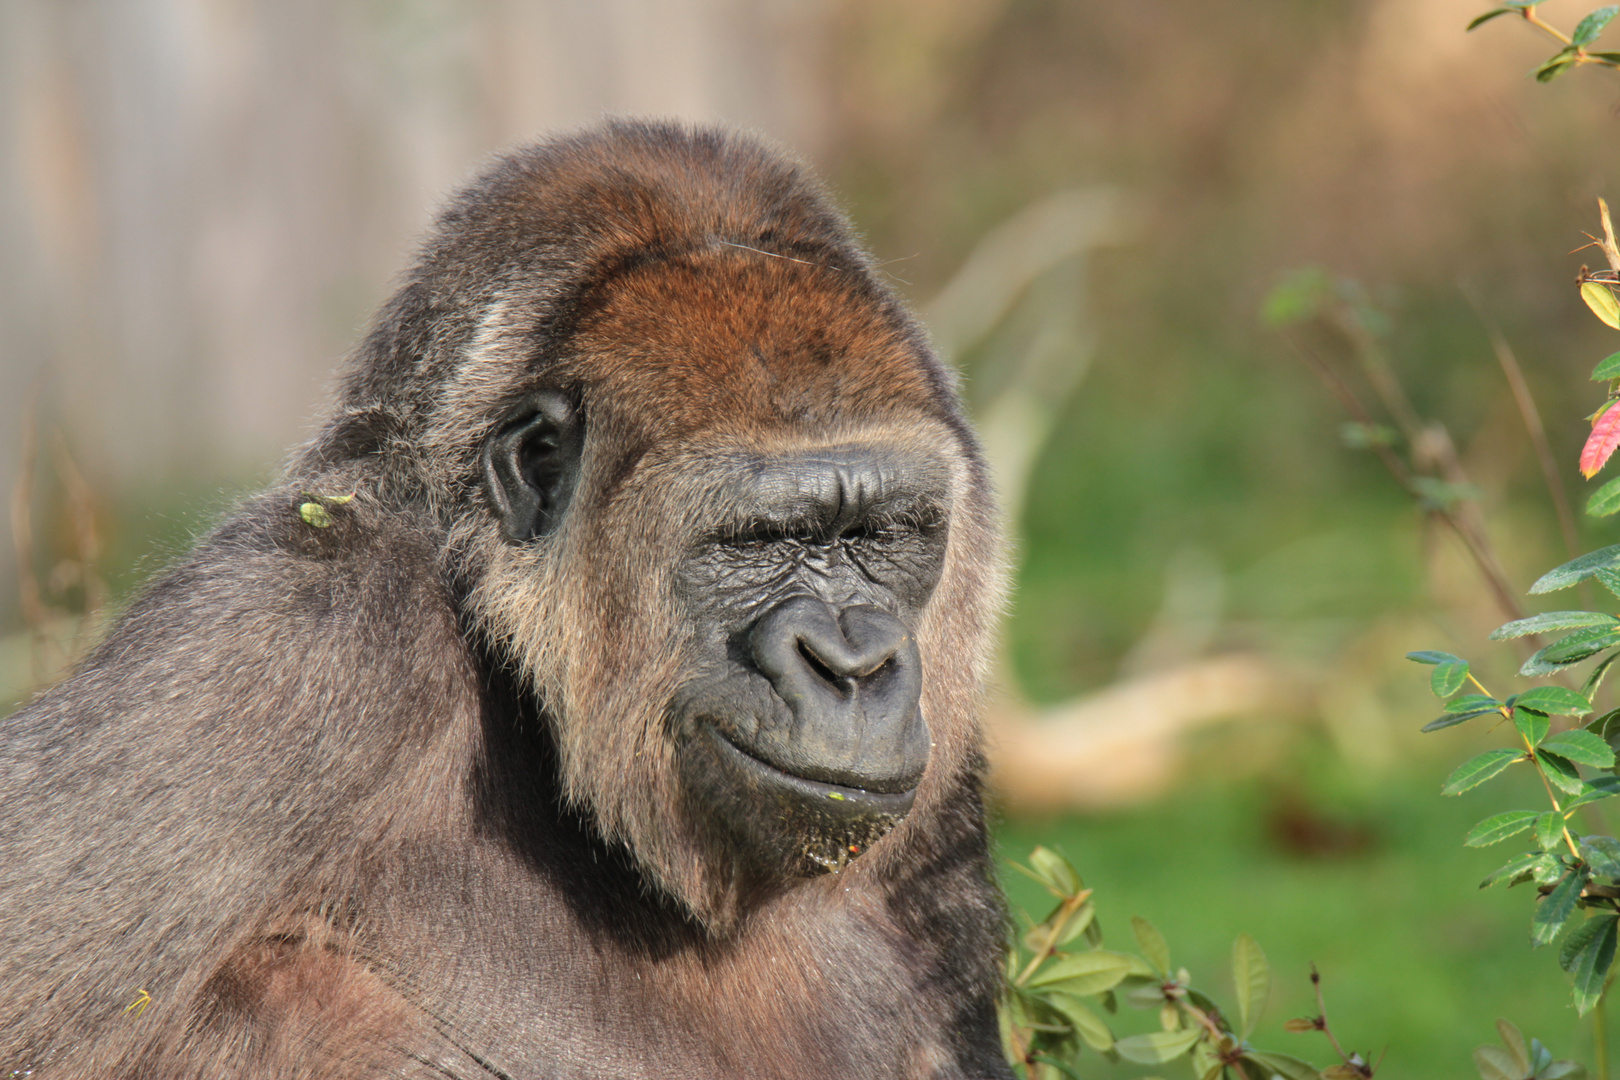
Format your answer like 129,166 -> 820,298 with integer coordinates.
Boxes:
747,596 -> 929,793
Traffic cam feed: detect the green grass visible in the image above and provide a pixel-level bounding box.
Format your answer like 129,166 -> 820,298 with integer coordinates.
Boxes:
993,742 -> 1604,1078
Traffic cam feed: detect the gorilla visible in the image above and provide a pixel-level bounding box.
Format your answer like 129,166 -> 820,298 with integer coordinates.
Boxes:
0,120 -> 1013,1079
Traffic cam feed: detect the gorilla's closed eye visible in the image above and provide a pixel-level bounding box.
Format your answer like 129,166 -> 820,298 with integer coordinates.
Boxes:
483,390 -> 584,542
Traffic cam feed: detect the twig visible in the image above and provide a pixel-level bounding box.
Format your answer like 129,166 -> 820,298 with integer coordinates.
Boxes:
1013,888 -> 1092,987
1332,312 -> 1425,445
1310,965 -> 1373,1076
1281,329 -> 1530,629
1005,1017 -> 1038,1080
1520,6 -> 1574,47
1476,314 -> 1580,563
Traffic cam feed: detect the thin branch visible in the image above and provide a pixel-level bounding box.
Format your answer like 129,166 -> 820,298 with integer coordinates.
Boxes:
1310,965 -> 1372,1075
1013,888 -> 1092,987
1281,329 -> 1531,629
1473,313 -> 1580,561
1332,313 -> 1425,445
1521,7 -> 1574,47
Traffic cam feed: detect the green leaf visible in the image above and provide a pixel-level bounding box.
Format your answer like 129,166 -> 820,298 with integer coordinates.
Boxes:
1054,902 -> 1097,947
1536,810 -> 1567,852
1411,476 -> 1481,510
1494,611 -> 1620,639
1026,1054 -> 1085,1080
1585,280 -> 1620,327
1583,652 -> 1620,699
1595,353 -> 1620,382
1443,749 -> 1524,795
1432,659 -> 1470,697
1466,810 -> 1542,846
1569,915 -> 1619,1015
1045,993 -> 1115,1052
1481,852 -> 1556,888
1537,854 -> 1570,885
1022,901 -> 1096,952
1468,7 -> 1513,29
297,501 -> 332,528
1573,5 -> 1619,45
1588,474 -> 1620,517
1243,1051 -> 1323,1080
1565,775 -> 1620,810
1445,694 -> 1504,714
1026,846 -> 1083,896
1025,950 -> 1135,995
1522,628 -> 1620,676
1515,686 -> 1594,717
1231,932 -> 1269,1039
1582,835 -> 1620,876
1475,1044 -> 1522,1080
1113,1028 -> 1201,1065
1599,567 -> 1620,600
1407,649 -> 1464,665
1539,751 -> 1589,795
1496,1018 -> 1531,1076
1544,730 -> 1617,768
1537,50 -> 1579,81
1540,1063 -> 1589,1080
1261,267 -> 1331,328
1424,709 -> 1502,733
1592,706 -> 1620,743
1340,422 -> 1397,449
1531,545 -> 1620,594
1515,708 -> 1551,749
1132,916 -> 1171,976
1562,913 -> 1618,971
1122,973 -> 1169,1008
1532,869 -> 1588,946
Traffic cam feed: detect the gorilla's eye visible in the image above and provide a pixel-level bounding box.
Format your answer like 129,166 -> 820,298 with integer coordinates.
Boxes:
482,390 -> 584,542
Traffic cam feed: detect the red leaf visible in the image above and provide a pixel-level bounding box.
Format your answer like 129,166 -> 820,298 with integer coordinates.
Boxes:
1583,399 -> 1620,478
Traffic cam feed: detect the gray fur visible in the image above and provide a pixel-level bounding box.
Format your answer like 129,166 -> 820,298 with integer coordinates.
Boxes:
0,120 -> 1013,1079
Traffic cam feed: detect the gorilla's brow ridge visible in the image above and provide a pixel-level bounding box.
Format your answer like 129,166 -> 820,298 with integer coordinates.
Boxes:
705,449 -> 950,545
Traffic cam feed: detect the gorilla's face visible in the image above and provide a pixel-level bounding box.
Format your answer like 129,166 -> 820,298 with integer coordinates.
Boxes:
469,245 -> 988,918
668,445 -> 949,875
484,394 -> 951,879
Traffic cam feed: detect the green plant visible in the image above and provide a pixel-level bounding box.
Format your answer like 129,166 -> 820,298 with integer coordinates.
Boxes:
1477,1020 -> 1587,1080
1405,198 -> 1620,1014
1468,3 -> 1620,82
1000,846 -> 1350,1080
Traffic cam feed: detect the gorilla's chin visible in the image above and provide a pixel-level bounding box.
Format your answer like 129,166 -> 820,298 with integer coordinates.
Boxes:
682,726 -> 918,876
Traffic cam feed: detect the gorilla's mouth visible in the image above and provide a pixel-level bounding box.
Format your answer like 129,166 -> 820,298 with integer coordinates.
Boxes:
708,726 -> 918,817
681,725 -> 919,876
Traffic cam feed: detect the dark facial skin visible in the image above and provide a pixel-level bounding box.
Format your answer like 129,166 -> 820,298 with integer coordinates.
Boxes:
672,445 -> 951,876
485,401 -> 950,879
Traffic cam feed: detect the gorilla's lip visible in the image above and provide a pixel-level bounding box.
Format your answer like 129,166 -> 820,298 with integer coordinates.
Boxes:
705,727 -> 918,819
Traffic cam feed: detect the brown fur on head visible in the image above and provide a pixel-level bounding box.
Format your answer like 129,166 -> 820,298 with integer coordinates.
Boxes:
310,119 -> 1005,930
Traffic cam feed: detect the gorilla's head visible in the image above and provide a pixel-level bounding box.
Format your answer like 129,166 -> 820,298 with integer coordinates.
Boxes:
313,121 -> 1004,928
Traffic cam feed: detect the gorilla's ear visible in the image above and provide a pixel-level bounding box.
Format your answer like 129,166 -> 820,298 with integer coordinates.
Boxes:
482,391 -> 584,542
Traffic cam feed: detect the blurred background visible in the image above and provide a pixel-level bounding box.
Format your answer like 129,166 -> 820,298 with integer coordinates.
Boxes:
5,0 -> 1620,1073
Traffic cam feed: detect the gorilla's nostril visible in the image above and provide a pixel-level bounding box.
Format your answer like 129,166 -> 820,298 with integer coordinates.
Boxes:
796,640 -> 848,691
